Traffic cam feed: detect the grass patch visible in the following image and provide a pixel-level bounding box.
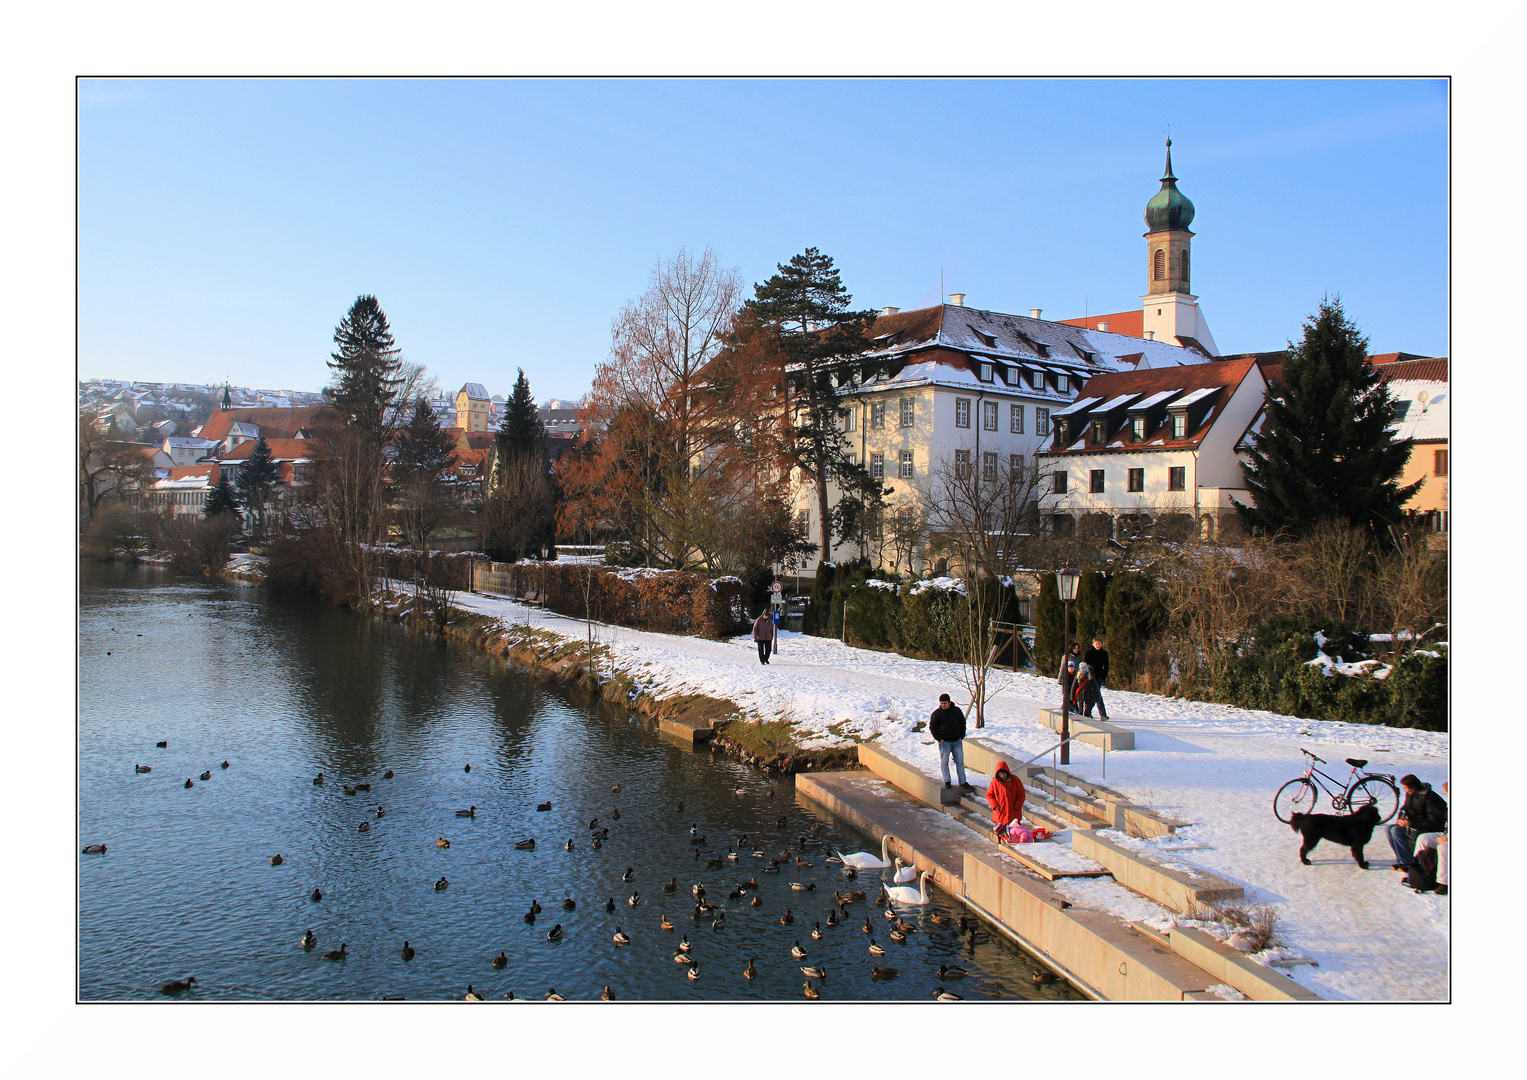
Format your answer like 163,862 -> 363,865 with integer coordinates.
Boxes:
720,717 -> 804,760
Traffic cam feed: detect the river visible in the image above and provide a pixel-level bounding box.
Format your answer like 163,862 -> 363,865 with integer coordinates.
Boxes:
78,562 -> 1080,1001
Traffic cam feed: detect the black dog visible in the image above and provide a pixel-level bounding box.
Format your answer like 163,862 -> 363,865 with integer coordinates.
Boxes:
1289,804 -> 1380,868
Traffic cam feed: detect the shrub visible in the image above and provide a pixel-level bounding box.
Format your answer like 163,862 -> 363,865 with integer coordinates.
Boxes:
1103,571 -> 1165,684
803,561 -> 837,636
1032,574 -> 1063,676
1074,569 -> 1109,646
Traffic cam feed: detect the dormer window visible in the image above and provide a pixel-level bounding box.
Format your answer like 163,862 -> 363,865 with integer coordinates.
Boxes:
1056,374 -> 1069,393
1130,416 -> 1146,442
1171,412 -> 1187,439
979,362 -> 993,382
974,330 -> 996,348
1091,419 -> 1106,444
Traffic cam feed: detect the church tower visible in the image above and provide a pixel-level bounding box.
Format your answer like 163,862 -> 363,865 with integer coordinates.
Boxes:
1140,140 -> 1218,355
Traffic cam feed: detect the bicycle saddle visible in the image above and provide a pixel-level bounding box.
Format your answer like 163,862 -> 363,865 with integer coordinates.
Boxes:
1346,758 -> 1368,769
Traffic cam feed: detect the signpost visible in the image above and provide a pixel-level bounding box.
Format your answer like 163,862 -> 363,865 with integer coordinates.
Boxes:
770,581 -> 784,650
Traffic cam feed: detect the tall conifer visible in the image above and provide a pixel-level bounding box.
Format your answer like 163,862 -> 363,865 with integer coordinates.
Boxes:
326,294 -> 403,445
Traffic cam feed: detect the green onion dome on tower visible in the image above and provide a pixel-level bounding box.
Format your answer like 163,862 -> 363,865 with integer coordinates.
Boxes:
1144,139 -> 1195,232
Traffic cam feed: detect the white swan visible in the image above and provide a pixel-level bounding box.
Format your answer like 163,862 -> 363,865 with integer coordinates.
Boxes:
882,871 -> 933,906
891,857 -> 918,884
834,834 -> 894,870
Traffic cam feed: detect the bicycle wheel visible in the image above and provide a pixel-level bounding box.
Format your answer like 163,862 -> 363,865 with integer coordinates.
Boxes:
1346,777 -> 1400,824
1273,778 -> 1320,823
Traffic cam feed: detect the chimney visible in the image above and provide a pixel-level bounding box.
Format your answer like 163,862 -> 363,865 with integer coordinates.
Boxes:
1144,330 -> 1155,341
1030,308 -> 1042,319
1098,321 -> 1110,332
948,293 -> 965,307
881,306 -> 900,316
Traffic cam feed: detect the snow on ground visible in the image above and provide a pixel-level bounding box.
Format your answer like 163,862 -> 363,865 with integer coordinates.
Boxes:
449,590 -> 1449,1002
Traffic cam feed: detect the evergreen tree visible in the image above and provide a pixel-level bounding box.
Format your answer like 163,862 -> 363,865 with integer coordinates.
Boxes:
234,437 -> 281,533
744,248 -> 883,562
1235,297 -> 1421,544
496,368 -> 548,465
1103,571 -> 1165,687
204,473 -> 241,519
1074,569 -> 1109,646
326,294 -> 403,445
396,397 -> 457,481
1033,573 -> 1063,675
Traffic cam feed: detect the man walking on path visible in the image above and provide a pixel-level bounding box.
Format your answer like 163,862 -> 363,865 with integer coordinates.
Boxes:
752,610 -> 777,665
930,693 -> 974,792
1388,774 -> 1447,870
1082,637 -> 1110,719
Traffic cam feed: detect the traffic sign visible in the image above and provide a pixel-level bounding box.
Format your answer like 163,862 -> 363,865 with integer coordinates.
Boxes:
770,581 -> 783,594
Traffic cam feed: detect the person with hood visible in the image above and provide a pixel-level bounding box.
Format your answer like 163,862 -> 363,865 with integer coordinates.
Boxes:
1388,774 -> 1448,871
987,761 -> 1027,842
752,609 -> 777,665
1058,642 -> 1082,707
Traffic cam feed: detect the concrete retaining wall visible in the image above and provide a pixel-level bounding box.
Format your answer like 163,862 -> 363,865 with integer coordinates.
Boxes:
1167,926 -> 1323,1002
857,743 -> 961,806
1072,830 -> 1243,912
1038,708 -> 1135,750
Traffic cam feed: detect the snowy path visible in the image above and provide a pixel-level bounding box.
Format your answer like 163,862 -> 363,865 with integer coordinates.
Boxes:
452,591 -> 1449,1001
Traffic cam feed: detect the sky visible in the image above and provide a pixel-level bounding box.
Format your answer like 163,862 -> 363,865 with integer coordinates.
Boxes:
77,78 -> 1448,403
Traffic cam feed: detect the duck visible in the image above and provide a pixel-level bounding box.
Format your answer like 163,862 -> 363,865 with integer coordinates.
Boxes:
738,877 -> 759,891
436,837 -> 449,848
750,896 -> 761,907
751,849 -> 766,859
81,843 -> 107,854
545,988 -> 567,1001
938,965 -> 968,980
588,818 -> 600,831
705,855 -> 724,870
605,896 -> 616,912
928,911 -> 947,924
660,914 -> 675,930
810,922 -> 823,940
343,785 -> 357,796
871,966 -> 900,981
612,808 -> 621,820
861,916 -> 873,934
401,941 -> 415,961
734,787 -> 745,797
592,838 -> 603,850
673,951 -> 694,964
310,888 -> 323,902
621,867 -> 634,882
676,802 -> 684,812
565,839 -> 576,852
322,943 -> 348,961
159,977 -> 198,995
662,877 -> 678,893
825,910 -> 839,927
896,918 -> 917,934
935,988 -> 963,1001
375,806 -> 385,818
300,930 -> 317,950
882,871 -> 934,906
155,740 -> 168,748
691,883 -> 706,899
464,985 -> 484,1001
744,957 -> 758,980
628,891 -> 640,907
611,783 -> 622,793
530,899 -> 543,915
689,823 -> 702,837
1032,970 -> 1060,986
794,858 -> 813,868
800,964 -> 827,981
844,866 -> 858,880
728,889 -> 743,901
791,881 -> 816,891
592,828 -> 610,840
270,855 -> 284,867
889,928 -> 906,942
834,834 -> 895,869
802,981 -> 820,999
711,912 -> 725,931
967,928 -> 991,945
790,941 -> 807,959
883,907 -> 897,920
523,909 -> 536,924
313,773 -> 324,785
434,876 -> 449,891
358,821 -> 370,832
546,924 -> 564,941
456,806 -> 476,818
536,801 -> 552,812
354,783 -> 370,792
184,778 -> 194,789
779,907 -> 795,926
134,764 -> 151,773
776,816 -> 787,829
678,934 -> 691,951
727,848 -> 739,861
463,764 -> 470,773
492,951 -> 508,969
562,893 -> 576,911
767,789 -> 775,799
514,838 -> 536,850
383,769 -> 394,779
601,985 -> 615,1000
613,927 -> 631,946
687,964 -> 701,981
869,940 -> 886,956
762,861 -> 780,874
195,769 -> 211,781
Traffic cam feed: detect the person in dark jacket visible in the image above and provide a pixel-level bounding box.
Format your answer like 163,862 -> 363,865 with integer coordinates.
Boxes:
752,610 -> 777,665
1082,637 -> 1110,719
1057,642 -> 1082,707
929,693 -> 973,792
1387,774 -> 1448,870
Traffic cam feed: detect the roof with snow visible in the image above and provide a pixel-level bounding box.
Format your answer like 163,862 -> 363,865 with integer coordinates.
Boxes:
459,383 -> 491,401
198,406 -> 338,443
1379,356 -> 1448,442
219,438 -> 315,462
165,436 -> 218,449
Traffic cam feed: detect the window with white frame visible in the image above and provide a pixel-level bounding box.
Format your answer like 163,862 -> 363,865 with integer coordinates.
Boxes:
1056,374 -> 1069,393
1130,416 -> 1145,441
844,405 -> 856,432
955,398 -> 971,428
870,452 -> 884,480
955,449 -> 971,478
899,451 -> 914,478
982,451 -> 998,482
983,400 -> 998,431
1010,403 -> 1024,433
1171,412 -> 1187,439
1036,407 -> 1050,435
900,397 -> 914,428
1010,454 -> 1024,482
872,402 -> 886,429
980,362 -> 993,382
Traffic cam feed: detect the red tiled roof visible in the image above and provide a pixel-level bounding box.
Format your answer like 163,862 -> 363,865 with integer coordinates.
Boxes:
219,438 -> 316,462
1376,356 -> 1448,383
464,432 -> 496,451
1047,356 -> 1262,454
198,406 -> 338,443
1057,310 -> 1144,337
167,464 -> 219,482
1367,352 -> 1432,366
867,305 -> 945,341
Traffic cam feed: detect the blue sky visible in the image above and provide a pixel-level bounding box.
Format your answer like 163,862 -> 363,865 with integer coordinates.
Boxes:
78,78 -> 1447,402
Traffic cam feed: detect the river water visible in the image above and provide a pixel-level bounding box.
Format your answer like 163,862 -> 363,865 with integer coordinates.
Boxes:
78,562 -> 1080,1001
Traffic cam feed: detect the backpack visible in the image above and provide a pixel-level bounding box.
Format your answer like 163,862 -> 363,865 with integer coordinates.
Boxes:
1408,847 -> 1438,892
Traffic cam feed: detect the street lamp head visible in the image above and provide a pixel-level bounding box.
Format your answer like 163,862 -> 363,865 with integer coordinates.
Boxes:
1056,562 -> 1081,603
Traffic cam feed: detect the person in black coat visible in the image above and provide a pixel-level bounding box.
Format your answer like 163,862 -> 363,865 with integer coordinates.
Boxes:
929,694 -> 973,792
1081,637 -> 1110,719
1387,775 -> 1447,870
1057,642 -> 1081,706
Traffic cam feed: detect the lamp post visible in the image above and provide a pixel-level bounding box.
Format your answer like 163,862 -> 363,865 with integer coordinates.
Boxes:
1056,562 -> 1081,765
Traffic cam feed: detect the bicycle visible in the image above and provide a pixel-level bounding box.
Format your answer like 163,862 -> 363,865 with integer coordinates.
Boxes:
1272,749 -> 1400,824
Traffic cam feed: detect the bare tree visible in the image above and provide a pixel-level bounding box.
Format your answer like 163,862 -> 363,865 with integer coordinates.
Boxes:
1372,528 -> 1447,656
1285,518 -> 1378,627
78,413 -> 153,524
309,425 -> 385,606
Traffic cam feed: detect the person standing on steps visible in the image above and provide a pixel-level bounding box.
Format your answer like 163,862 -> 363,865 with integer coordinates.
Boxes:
930,694 -> 974,793
1058,642 -> 1081,708
1082,637 -> 1110,720
752,609 -> 777,666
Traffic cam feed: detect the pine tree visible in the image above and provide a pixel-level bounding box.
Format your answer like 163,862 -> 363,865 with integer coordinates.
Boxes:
1033,573 -> 1063,675
744,248 -> 882,561
204,473 -> 241,519
1236,297 -> 1421,544
234,436 -> 280,533
1074,569 -> 1109,646
326,294 -> 403,445
496,368 -> 548,465
395,397 -> 457,481
1103,571 -> 1164,686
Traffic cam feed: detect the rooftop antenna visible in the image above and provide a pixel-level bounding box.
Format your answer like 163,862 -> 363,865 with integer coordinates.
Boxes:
940,266 -> 944,306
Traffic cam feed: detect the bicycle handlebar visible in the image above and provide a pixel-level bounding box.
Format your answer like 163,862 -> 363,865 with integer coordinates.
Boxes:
1301,748 -> 1326,765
